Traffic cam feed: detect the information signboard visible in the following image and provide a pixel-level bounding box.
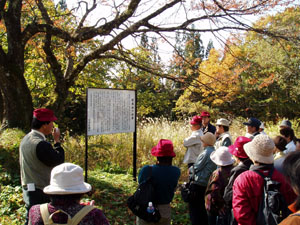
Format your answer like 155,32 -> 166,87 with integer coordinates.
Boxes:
87,88 -> 136,135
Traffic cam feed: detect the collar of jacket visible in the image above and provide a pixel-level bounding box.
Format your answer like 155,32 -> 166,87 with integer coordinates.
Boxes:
241,158 -> 253,168
250,163 -> 273,172
31,129 -> 46,141
217,131 -> 230,140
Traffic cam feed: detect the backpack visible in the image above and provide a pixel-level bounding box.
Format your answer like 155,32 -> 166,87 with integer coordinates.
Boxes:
180,165 -> 201,203
127,166 -> 161,222
39,203 -> 94,225
253,167 -> 291,225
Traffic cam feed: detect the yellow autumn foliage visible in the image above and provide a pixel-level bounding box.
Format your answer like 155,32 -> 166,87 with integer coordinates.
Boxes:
195,46 -> 243,106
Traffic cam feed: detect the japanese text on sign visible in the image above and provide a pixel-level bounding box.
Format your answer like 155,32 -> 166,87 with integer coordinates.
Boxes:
87,89 -> 136,135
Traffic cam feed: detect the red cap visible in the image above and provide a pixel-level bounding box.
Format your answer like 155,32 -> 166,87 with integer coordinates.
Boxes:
33,108 -> 57,122
228,136 -> 252,159
190,116 -> 202,125
201,111 -> 210,117
151,139 -> 176,157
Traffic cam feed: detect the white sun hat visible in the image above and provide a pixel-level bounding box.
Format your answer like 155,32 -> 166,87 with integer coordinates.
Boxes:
210,146 -> 235,166
44,163 -> 91,195
244,134 -> 275,164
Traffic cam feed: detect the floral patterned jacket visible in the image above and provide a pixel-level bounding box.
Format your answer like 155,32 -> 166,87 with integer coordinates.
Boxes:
29,199 -> 110,225
205,165 -> 233,215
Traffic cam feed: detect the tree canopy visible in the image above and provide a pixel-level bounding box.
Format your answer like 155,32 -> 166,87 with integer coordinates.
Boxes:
0,0 -> 296,130
175,6 -> 300,121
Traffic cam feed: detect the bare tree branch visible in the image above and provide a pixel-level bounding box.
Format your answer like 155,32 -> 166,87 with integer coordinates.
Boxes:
64,42 -> 75,80
96,53 -> 214,91
73,0 -> 142,40
42,32 -> 65,86
21,0 -> 293,52
156,32 -> 225,85
22,23 -> 72,45
1,0 -> 297,129
23,0 -> 296,83
75,0 -> 97,32
35,0 -> 53,25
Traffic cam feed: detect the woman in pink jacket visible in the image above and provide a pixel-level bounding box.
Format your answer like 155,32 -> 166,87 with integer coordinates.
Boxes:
232,135 -> 296,225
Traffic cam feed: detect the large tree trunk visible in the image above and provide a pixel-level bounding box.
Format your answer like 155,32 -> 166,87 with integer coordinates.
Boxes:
0,0 -> 33,131
0,65 -> 33,131
48,80 -> 71,130
0,89 -> 3,123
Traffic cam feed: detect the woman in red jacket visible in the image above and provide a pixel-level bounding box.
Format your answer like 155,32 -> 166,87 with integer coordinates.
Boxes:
232,135 -> 296,225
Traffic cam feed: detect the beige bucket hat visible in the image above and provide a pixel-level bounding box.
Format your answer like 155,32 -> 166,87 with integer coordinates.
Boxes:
244,134 -> 275,164
216,118 -> 230,127
200,132 -> 216,146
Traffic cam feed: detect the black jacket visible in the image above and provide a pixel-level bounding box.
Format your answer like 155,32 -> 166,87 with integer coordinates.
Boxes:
202,122 -> 216,135
223,158 -> 253,208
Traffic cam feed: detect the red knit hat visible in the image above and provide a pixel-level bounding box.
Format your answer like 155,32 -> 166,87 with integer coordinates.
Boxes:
151,139 -> 176,157
190,116 -> 202,125
33,108 -> 57,122
228,136 -> 252,159
200,111 -> 210,117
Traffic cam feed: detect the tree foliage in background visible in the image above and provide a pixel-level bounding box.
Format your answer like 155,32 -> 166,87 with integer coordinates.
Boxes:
169,30 -> 209,107
112,33 -> 174,119
175,6 -> 300,121
174,42 -> 244,118
236,6 -> 300,120
0,0 -> 294,131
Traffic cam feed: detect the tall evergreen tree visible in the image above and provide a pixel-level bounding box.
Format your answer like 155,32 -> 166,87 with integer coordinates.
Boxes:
58,0 -> 67,11
168,28 -> 209,119
205,40 -> 214,59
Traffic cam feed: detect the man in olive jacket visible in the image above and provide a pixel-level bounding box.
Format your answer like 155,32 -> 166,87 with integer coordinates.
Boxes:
19,108 -> 65,225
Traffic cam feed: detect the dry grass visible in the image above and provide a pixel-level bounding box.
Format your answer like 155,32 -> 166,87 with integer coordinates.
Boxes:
63,118 -> 189,176
63,117 -> 300,181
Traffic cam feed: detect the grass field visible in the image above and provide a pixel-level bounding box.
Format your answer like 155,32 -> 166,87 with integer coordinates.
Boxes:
0,118 -> 299,224
0,166 -> 189,225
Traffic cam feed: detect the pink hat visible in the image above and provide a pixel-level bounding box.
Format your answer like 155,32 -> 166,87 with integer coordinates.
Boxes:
151,139 -> 176,157
33,108 -> 57,122
201,111 -> 210,117
190,116 -> 202,125
228,136 -> 252,159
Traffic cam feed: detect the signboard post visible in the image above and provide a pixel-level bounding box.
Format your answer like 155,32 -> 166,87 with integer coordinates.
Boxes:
86,88 -> 137,181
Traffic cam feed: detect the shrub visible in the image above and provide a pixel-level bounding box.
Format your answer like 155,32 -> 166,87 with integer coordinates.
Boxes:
0,128 -> 25,177
0,185 -> 26,224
